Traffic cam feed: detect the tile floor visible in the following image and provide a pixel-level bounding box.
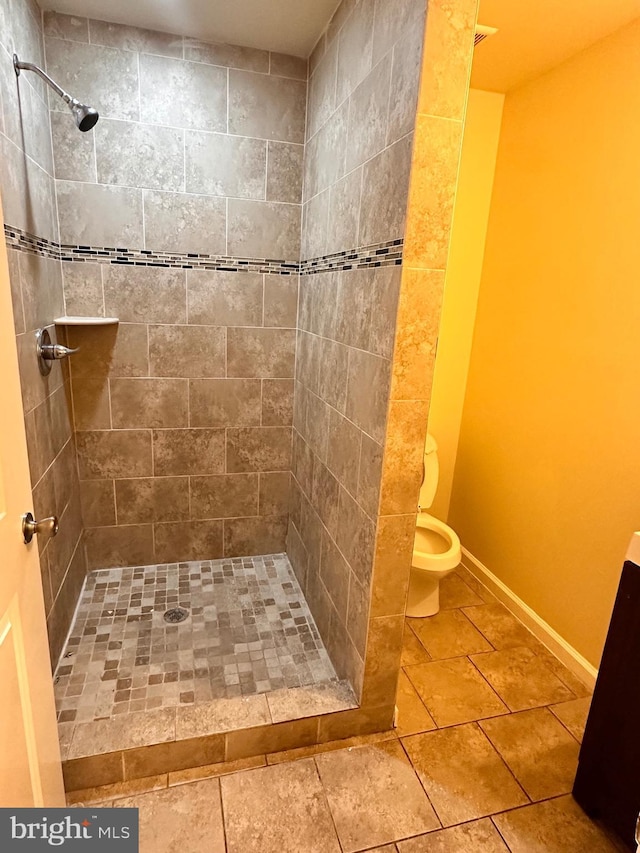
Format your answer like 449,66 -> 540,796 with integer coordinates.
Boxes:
54,554 -> 336,723
68,566 -> 624,853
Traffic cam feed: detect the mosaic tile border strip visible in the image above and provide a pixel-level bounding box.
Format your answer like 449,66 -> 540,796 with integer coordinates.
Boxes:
4,224 -> 403,276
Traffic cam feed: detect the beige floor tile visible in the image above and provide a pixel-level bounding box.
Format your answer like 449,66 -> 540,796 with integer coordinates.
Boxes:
535,649 -> 594,698
550,695 -> 592,742
439,574 -> 484,610
114,777 -> 225,853
315,740 -> 440,852
493,795 -> 620,852
405,658 -> 508,728
402,626 -> 432,666
402,723 -> 528,827
462,602 -> 543,651
396,670 -> 437,736
221,758 -> 341,852
455,566 -> 497,602
267,680 -> 357,723
409,611 -> 493,660
470,647 -> 575,711
397,817 -> 509,851
479,708 -> 580,800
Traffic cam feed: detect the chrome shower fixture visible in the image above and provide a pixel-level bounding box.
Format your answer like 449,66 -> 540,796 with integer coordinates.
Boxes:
13,54 -> 99,132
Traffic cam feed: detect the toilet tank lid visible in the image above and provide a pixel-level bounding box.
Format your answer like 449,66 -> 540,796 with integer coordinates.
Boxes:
425,434 -> 438,455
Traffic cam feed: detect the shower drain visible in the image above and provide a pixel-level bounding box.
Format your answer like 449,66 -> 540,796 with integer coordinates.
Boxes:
163,607 -> 189,624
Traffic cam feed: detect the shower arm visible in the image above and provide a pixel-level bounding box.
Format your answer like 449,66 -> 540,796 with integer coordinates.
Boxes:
13,55 -> 76,106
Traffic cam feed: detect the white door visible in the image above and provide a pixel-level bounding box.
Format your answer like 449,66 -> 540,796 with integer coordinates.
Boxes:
0,198 -> 65,806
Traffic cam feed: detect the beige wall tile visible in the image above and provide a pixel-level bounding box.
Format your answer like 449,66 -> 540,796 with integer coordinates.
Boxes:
226,426 -> 292,472
80,479 -> 116,527
263,275 -> 298,327
259,472 -> 291,516
185,132 -> 267,199
346,350 -> 391,444
227,328 -> 296,378
85,523 -> 155,569
266,142 -> 304,204
154,519 -> 224,563
110,377 -> 189,428
149,325 -> 226,378
62,262 -> 103,317
190,378 -> 261,428
379,400 -> 430,515
76,430 -> 152,479
229,70 -> 307,143
44,11 -> 89,42
115,476 -> 190,524
361,614 -> 405,707
370,514 -> 415,617
359,133 -> 413,246
89,19 -> 182,56
403,115 -> 464,268
390,268 -> 443,401
262,378 -> 294,426
68,324 -> 149,380
335,486 -> 375,587
269,52 -> 307,80
190,473 -> 258,519
346,54 -> 391,172
418,0 -> 476,120
228,199 -> 301,260
319,531 -> 350,621
103,267 -> 186,324
223,516 -> 288,557
56,181 -> 143,247
326,409 -> 360,495
96,119 -> 184,191
224,717 -> 318,761
143,190 -> 227,255
139,54 -> 226,131
357,433 -> 383,517
185,39 -> 268,71
153,428 -> 225,476
387,26 -> 423,146
187,270 -> 263,326
335,0 -> 375,103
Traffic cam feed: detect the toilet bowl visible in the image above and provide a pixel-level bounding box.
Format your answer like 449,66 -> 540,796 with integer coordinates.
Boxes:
406,434 -> 462,618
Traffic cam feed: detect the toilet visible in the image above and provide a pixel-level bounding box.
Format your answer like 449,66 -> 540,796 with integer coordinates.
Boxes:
406,434 -> 462,618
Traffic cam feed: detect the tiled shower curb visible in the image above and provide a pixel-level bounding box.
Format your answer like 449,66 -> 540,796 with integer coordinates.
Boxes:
60,685 -> 395,790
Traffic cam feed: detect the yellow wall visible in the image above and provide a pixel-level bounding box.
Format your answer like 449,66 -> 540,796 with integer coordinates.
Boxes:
449,18 -> 640,667
429,88 -> 504,520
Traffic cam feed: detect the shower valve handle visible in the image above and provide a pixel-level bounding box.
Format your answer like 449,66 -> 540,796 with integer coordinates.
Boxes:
39,342 -> 79,361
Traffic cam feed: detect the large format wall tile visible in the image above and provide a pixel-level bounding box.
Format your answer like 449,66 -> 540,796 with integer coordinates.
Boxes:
185,132 -> 266,198
96,120 -> 185,191
45,38 -> 140,121
229,71 -> 306,143
139,54 -> 227,132
143,191 -> 227,255
56,182 -> 143,246
228,200 -> 301,259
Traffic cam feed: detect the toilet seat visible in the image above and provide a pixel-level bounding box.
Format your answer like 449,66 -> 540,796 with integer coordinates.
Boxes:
412,513 -> 461,573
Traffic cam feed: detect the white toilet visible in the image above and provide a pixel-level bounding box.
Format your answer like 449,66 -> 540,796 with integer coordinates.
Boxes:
406,434 -> 462,618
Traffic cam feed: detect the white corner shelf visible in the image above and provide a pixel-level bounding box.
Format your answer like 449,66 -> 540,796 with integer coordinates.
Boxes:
53,316 -> 119,326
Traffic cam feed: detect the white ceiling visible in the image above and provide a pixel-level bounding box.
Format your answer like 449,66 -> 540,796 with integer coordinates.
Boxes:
39,0 -> 341,57
472,0 -> 640,92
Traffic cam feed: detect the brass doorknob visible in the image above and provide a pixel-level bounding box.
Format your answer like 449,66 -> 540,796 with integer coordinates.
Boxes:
22,512 -> 59,544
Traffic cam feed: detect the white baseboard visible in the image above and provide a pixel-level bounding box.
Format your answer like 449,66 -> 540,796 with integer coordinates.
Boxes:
461,547 -> 598,691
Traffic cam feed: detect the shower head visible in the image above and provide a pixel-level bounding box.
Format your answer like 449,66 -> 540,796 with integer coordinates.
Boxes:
13,54 -> 99,132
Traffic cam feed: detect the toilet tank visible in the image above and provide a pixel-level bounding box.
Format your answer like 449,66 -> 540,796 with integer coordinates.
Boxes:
418,434 -> 439,509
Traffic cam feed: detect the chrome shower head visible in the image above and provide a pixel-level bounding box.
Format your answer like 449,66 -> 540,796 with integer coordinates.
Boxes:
13,54 -> 99,132
69,100 -> 100,132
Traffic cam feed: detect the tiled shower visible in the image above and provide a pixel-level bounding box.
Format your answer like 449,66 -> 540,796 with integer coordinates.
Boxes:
0,0 -> 465,778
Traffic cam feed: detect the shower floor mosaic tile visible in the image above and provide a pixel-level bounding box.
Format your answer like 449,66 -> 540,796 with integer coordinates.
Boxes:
53,553 -> 337,724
